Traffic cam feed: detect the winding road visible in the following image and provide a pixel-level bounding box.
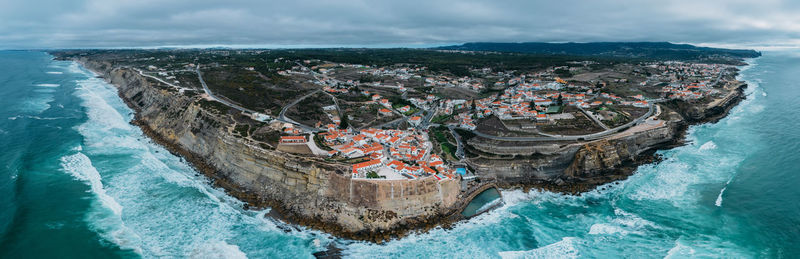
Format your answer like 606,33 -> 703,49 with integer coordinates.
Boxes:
195,65 -> 322,132
463,103 -> 655,142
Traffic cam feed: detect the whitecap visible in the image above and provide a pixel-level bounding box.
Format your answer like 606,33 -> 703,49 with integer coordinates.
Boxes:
21,95 -> 53,113
498,237 -> 580,259
46,71 -> 63,74
588,223 -> 628,236
60,153 -> 122,215
189,240 -> 248,259
715,177 -> 734,207
36,83 -> 60,87
699,141 -> 717,151
60,152 -> 144,254
664,240 -> 696,258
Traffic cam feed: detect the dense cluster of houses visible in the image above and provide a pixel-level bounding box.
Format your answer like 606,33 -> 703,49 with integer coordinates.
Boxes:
662,82 -> 713,100
424,75 -> 485,91
319,125 -> 455,181
361,66 -> 424,81
267,59 -> 733,184
646,61 -> 729,100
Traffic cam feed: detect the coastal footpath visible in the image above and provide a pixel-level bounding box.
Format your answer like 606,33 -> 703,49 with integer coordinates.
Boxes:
65,56 -> 748,242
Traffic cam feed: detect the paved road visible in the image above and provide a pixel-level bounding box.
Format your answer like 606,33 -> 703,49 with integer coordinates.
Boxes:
464,103 -> 655,142
278,89 -> 322,119
196,66 -> 258,114
195,66 -> 321,132
448,125 -> 466,161
135,68 -> 188,92
578,106 -> 610,130
276,88 -> 325,132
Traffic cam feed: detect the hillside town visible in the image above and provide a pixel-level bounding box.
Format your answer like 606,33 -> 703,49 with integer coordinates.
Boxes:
261,57 -> 736,181
63,49 -> 739,184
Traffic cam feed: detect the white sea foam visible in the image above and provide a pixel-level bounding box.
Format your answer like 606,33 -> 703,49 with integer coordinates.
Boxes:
75,78 -> 129,130
699,141 -> 717,151
60,152 -> 144,254
664,240 -> 696,258
498,237 -> 580,259
45,71 -> 63,74
629,160 -> 697,202
60,152 -> 122,214
189,240 -> 248,259
588,223 -> 628,235
68,61 -> 327,257
36,83 -> 60,87
715,177 -> 734,207
20,95 -> 53,113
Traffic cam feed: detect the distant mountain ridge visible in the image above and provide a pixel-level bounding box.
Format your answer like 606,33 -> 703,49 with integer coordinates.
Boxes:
437,42 -> 761,61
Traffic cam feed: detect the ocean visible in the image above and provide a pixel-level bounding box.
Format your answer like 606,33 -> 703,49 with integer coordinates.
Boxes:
0,50 -> 797,258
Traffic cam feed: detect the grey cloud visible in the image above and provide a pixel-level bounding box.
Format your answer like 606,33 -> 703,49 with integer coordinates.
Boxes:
1,0 -> 798,49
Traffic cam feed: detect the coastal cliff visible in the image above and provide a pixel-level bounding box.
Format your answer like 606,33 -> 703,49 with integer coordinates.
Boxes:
466,82 -> 747,193
75,58 -> 464,242
69,56 -> 748,242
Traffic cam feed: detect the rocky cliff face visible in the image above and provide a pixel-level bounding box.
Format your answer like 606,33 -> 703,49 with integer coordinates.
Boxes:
78,59 -> 462,242
467,116 -> 685,193
467,83 -> 745,193
70,56 -> 747,240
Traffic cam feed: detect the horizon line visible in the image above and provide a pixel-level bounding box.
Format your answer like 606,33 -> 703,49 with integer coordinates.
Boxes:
0,41 -> 785,51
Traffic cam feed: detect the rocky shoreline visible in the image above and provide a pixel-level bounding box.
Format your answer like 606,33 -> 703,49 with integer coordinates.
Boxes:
500,80 -> 748,195
67,56 -> 748,244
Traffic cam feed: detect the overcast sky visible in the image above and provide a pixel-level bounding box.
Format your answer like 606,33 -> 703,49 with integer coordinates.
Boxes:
1,0 -> 798,49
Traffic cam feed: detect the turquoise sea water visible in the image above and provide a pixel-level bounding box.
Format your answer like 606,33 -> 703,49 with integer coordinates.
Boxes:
0,50 -> 797,258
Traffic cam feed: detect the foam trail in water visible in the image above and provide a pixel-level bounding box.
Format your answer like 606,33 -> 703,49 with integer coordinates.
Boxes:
46,71 -> 63,74
498,237 -> 580,259
67,60 -> 330,258
36,83 -> 60,87
715,177 -> 735,207
60,152 -> 144,254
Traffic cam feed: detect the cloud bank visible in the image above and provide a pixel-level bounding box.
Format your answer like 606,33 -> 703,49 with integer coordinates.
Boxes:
1,0 -> 798,49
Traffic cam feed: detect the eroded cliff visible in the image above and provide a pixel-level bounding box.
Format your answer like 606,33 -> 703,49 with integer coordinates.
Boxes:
78,59 -> 463,242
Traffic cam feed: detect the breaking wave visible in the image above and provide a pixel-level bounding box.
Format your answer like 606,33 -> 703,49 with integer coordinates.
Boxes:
59,152 -> 144,254
68,61 -> 328,258
498,237 -> 580,259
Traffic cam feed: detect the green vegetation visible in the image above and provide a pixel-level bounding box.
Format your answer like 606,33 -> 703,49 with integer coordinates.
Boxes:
431,126 -> 450,143
366,172 -> 382,179
554,68 -> 572,78
233,124 -> 250,137
252,129 -> 281,145
258,49 -> 613,77
453,128 -> 476,140
440,143 -> 457,158
358,74 -> 382,83
431,114 -> 452,124
339,115 -> 349,129
313,134 -> 333,151
198,99 -> 231,115
438,42 -> 760,64
287,92 -> 332,124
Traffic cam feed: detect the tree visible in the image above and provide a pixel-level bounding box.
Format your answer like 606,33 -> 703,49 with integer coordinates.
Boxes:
339,115 -> 349,129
